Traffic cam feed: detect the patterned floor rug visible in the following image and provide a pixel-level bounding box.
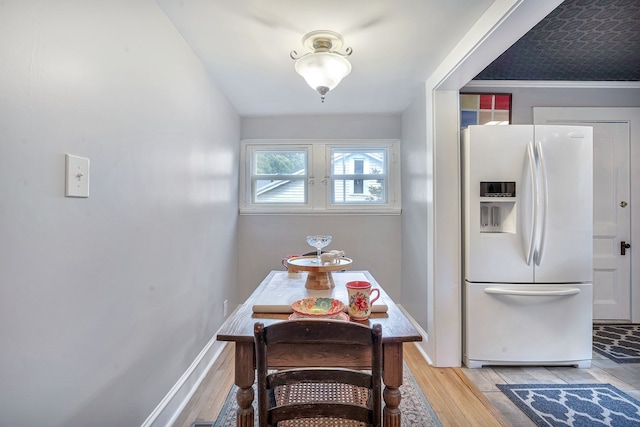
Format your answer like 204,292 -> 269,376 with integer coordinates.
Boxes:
593,324 -> 640,363
498,383 -> 640,427
207,363 -> 442,427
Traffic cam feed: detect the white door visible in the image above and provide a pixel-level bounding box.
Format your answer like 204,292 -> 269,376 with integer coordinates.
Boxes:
534,109 -> 632,321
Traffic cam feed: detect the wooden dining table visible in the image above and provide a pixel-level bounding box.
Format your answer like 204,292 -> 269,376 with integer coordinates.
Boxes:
216,270 -> 422,427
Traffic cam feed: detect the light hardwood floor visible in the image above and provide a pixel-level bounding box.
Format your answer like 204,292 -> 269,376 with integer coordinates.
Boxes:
173,343 -> 640,427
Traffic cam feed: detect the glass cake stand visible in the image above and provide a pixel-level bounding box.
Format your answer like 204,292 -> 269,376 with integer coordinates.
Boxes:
285,256 -> 353,290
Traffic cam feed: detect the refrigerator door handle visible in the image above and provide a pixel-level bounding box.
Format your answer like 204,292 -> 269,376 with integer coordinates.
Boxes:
535,141 -> 549,266
525,141 -> 538,266
484,287 -> 581,296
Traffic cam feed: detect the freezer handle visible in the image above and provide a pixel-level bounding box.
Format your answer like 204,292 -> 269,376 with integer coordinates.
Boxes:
484,287 -> 581,296
535,141 -> 549,266
525,141 -> 538,266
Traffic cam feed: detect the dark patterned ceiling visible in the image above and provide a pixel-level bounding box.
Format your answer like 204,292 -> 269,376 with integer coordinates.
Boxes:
474,0 -> 640,81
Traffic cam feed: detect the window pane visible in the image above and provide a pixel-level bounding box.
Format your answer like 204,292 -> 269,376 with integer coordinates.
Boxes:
332,179 -> 386,203
331,148 -> 386,174
255,178 -> 306,203
255,150 -> 306,175
252,149 -> 307,204
330,147 -> 387,204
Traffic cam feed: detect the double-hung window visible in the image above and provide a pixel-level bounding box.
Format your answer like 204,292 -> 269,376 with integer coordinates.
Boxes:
251,147 -> 308,205
240,139 -> 400,214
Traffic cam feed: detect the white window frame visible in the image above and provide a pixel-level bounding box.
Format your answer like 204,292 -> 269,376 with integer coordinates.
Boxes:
249,145 -> 310,206
240,139 -> 401,214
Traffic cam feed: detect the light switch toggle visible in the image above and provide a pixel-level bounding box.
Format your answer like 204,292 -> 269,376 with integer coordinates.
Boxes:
65,154 -> 90,197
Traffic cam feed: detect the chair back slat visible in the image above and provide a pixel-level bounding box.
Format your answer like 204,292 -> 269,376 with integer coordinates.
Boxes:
270,402 -> 372,424
254,320 -> 382,427
263,319 -> 376,346
268,368 -> 372,389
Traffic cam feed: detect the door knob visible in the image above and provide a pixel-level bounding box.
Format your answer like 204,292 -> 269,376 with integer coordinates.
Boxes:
621,241 -> 631,256
620,201 -> 628,208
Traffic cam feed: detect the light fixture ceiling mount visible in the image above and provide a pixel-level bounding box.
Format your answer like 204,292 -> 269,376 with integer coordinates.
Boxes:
290,30 -> 353,103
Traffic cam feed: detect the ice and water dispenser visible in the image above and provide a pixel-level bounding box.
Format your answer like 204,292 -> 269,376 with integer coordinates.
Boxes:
479,182 -> 516,233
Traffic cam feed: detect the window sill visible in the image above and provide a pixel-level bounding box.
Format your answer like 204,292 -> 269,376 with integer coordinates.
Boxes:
239,208 -> 402,216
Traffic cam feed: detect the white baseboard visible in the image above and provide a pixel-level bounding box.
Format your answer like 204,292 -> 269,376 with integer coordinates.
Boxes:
141,337 -> 227,427
141,306 -> 241,427
396,304 -> 433,365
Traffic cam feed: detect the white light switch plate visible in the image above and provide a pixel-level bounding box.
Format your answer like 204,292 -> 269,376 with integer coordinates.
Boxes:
65,154 -> 90,197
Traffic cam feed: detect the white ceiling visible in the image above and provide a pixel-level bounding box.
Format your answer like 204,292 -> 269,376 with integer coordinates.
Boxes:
155,0 -> 494,117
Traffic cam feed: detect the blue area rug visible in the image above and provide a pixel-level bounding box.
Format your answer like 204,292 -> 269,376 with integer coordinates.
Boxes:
498,383 -> 640,427
593,324 -> 640,363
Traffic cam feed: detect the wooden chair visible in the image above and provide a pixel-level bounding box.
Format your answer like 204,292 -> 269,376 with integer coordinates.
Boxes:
254,320 -> 383,427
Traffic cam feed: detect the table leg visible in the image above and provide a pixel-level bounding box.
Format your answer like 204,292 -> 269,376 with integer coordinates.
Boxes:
234,342 -> 255,427
382,342 -> 403,427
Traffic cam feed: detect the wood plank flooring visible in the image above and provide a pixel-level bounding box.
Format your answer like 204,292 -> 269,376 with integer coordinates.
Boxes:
172,342 -> 510,427
173,344 -> 235,427
461,351 -> 640,426
172,342 -> 640,427
404,345 -> 510,427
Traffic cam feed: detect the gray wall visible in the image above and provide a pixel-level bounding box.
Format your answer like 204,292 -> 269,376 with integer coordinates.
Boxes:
399,89 -> 430,332
238,115 -> 403,303
462,85 -> 640,123
0,1 -> 240,426
3,3 -> 637,424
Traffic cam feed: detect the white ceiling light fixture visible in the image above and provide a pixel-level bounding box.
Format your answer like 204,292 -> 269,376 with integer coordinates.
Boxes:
290,30 -> 353,103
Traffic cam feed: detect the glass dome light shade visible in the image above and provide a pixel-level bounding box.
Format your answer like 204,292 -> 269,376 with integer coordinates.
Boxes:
294,51 -> 352,92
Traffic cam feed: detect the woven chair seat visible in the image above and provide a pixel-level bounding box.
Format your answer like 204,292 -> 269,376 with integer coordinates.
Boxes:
274,381 -> 370,426
275,382 -> 371,405
278,418 -> 368,427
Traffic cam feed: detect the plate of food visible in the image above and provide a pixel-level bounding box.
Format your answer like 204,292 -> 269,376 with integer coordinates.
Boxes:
291,297 -> 345,317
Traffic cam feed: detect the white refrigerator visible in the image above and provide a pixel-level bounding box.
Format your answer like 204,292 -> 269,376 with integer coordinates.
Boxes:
462,125 -> 593,369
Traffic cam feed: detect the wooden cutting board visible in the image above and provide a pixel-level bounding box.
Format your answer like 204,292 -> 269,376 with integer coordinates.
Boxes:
252,271 -> 388,313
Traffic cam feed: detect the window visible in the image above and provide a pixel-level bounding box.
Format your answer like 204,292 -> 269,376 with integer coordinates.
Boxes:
252,148 -> 307,204
330,148 -> 387,204
240,140 -> 400,214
